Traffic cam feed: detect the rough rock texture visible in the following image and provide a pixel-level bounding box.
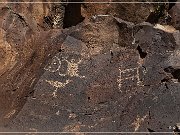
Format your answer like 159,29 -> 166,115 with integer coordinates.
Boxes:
0,0 -> 180,134
169,0 -> 180,30
3,15 -> 179,133
82,0 -> 155,24
0,1 -> 68,126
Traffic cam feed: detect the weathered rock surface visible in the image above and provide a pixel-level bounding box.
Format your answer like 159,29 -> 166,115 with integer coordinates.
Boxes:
169,1 -> 180,30
3,15 -> 180,133
0,1 -> 69,126
82,0 -> 155,24
0,0 -> 180,134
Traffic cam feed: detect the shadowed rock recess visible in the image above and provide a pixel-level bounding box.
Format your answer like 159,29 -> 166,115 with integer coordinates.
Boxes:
0,0 -> 180,134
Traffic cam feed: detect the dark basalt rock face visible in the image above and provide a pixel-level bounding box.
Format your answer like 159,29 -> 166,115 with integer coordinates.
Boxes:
0,0 -> 180,134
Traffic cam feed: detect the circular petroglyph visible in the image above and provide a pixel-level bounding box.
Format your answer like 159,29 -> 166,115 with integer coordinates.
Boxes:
45,53 -> 85,79
44,56 -> 61,73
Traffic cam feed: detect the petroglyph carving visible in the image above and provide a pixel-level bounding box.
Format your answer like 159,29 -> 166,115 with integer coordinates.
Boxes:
63,122 -> 85,132
132,114 -> 148,132
51,2 -> 67,29
45,56 -> 85,78
4,110 -> 16,119
117,67 -> 142,91
45,79 -> 71,98
44,54 -> 85,98
44,56 -> 61,73
59,58 -> 85,78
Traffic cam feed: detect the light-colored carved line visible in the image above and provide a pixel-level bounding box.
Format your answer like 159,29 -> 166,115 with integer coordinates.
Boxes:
137,57 -> 144,86
118,67 -> 141,91
120,67 -> 137,73
59,58 -> 85,78
44,56 -> 61,72
45,79 -> 71,98
123,76 -> 137,80
137,67 -> 141,86
132,114 -> 148,132
4,110 -> 16,119
117,68 -> 122,91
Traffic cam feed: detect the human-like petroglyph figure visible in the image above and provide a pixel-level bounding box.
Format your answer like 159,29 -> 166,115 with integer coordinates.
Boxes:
59,58 -> 85,78
45,79 -> 71,98
44,55 -> 85,97
45,56 -> 85,78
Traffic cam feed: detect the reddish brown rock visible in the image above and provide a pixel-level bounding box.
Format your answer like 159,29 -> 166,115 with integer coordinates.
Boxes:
0,1 -> 180,134
82,0 -> 155,23
0,1 -> 68,126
